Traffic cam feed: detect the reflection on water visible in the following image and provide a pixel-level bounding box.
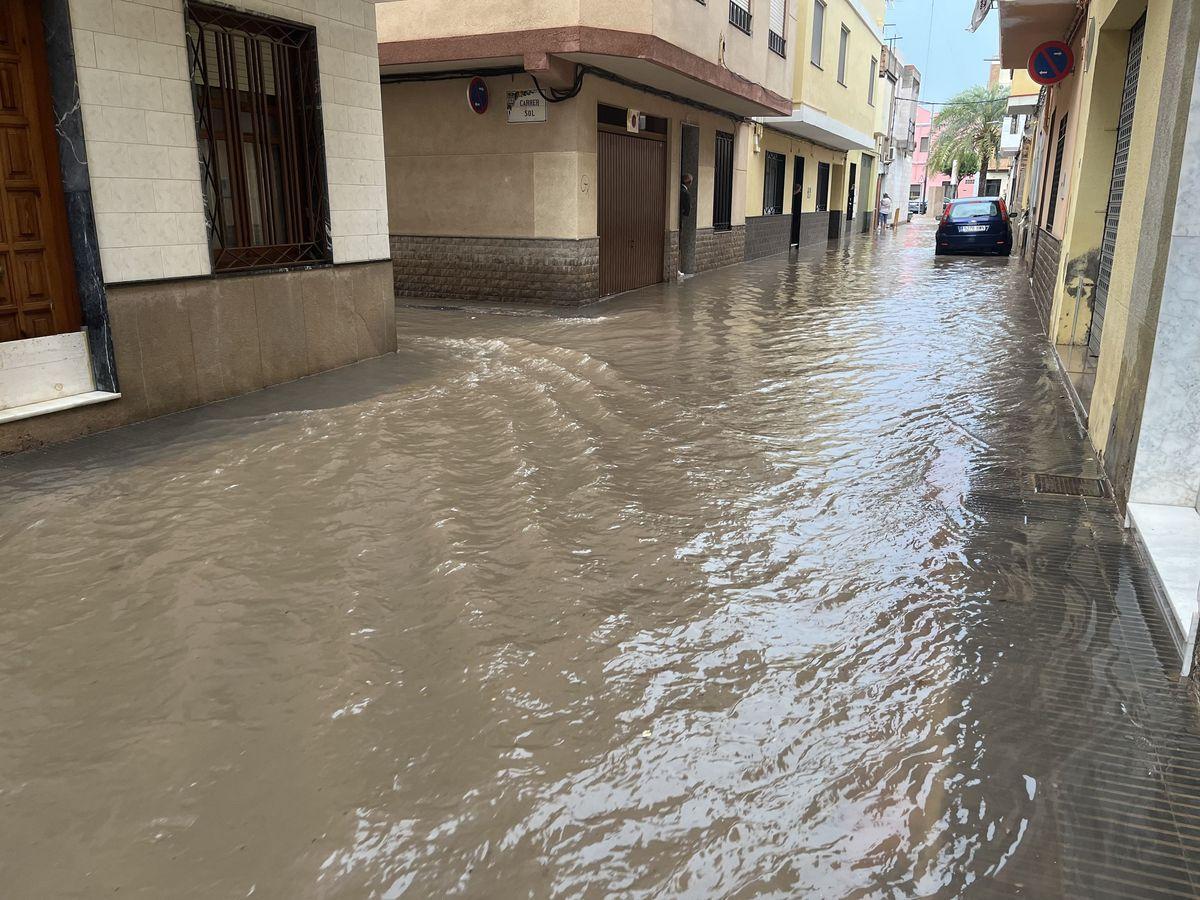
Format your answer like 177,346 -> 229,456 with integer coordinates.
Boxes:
3,224 -> 1198,897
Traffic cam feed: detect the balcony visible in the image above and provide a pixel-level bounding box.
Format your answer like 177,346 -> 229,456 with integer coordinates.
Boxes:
375,0 -> 793,116
997,0 -> 1080,68
728,0 -> 752,35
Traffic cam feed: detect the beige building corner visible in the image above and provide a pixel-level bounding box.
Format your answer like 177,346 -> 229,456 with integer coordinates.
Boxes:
1,0 -> 396,455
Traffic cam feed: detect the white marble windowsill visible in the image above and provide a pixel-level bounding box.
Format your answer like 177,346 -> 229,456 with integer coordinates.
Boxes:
1126,502 -> 1200,675
0,391 -> 121,425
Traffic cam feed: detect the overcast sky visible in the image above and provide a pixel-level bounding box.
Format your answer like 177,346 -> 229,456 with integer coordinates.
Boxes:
883,0 -> 1002,106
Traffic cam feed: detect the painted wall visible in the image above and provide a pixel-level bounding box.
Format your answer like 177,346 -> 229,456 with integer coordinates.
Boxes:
68,0 -> 389,284
383,74 -> 748,239
792,0 -> 882,139
374,0 -> 793,103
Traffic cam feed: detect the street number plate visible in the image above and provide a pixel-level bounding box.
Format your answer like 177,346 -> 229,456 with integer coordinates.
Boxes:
959,225 -> 988,233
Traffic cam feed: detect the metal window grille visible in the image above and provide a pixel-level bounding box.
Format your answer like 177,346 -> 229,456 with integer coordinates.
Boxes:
729,0 -> 752,35
763,151 -> 786,214
185,2 -> 331,273
811,0 -> 825,65
868,57 -> 876,104
713,131 -> 734,231
815,161 -> 830,211
837,25 -> 849,84
1045,112 -> 1068,228
768,0 -> 786,55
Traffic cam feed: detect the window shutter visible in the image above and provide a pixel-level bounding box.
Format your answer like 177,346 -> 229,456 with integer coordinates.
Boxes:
769,0 -> 785,35
731,0 -> 750,10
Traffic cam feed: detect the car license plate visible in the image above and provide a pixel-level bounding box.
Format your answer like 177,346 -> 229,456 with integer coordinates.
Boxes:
959,225 -> 987,233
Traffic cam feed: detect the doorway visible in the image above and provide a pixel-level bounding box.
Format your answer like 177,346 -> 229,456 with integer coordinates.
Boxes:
598,124 -> 667,296
857,158 -> 873,232
0,0 -> 81,342
679,124 -> 699,274
1091,13 -> 1145,359
790,156 -> 805,245
847,162 -> 857,229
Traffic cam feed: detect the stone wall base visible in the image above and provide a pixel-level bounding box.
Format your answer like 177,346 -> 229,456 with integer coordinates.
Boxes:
391,235 -> 600,305
695,226 -> 747,272
745,215 -> 791,260
1032,228 -> 1062,333
799,212 -> 831,249
0,261 -> 396,455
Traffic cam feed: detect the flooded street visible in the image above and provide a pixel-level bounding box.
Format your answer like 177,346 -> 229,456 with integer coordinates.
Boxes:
4,221 -> 1200,897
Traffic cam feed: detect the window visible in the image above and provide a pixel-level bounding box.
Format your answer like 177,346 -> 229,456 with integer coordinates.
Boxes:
868,57 -> 877,105
729,0 -> 751,35
768,0 -> 786,55
948,200 -> 1001,220
763,151 -> 786,214
811,0 -> 825,66
815,161 -> 830,211
837,25 -> 849,85
1046,112 -> 1068,227
909,184 -> 921,200
919,135 -> 929,153
714,131 -> 734,231
186,2 -> 330,272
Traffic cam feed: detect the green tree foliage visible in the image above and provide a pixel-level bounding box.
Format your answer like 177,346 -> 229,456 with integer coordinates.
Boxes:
928,84 -> 1010,189
929,146 -> 980,178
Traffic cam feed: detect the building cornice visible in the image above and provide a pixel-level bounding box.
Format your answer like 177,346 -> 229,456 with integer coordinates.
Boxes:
377,26 -> 794,116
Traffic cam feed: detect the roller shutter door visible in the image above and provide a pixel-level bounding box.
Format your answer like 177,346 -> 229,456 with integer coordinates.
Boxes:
1090,14 -> 1144,357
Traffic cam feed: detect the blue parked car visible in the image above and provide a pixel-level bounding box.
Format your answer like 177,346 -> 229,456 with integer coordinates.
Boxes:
936,197 -> 1012,256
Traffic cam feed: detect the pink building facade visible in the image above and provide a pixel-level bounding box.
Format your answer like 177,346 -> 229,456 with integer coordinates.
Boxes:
912,106 -> 976,212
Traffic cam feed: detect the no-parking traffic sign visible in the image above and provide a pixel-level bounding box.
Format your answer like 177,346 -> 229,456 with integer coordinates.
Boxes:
1028,40 -> 1074,86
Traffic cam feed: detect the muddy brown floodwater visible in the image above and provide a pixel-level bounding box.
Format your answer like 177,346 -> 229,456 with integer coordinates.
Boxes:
4,222 -> 1200,897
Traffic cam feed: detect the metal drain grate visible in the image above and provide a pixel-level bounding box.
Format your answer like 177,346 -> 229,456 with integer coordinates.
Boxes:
1032,474 -> 1108,498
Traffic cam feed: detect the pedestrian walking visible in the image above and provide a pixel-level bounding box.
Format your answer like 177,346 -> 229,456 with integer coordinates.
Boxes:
878,193 -> 892,231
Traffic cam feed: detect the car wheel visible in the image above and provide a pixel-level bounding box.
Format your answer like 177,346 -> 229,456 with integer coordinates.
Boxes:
1000,247 -> 1012,257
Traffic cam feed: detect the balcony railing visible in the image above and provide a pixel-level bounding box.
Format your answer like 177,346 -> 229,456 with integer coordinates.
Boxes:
768,30 -> 785,56
728,1 -> 751,35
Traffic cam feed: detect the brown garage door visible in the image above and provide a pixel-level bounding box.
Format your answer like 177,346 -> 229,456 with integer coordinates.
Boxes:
598,129 -> 666,297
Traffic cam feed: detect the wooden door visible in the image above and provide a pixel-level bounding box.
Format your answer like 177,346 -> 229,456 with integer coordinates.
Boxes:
0,0 -> 79,343
598,130 -> 666,297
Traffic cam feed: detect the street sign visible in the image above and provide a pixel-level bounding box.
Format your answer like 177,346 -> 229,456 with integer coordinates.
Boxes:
506,90 -> 547,123
467,77 -> 489,114
1028,40 -> 1074,86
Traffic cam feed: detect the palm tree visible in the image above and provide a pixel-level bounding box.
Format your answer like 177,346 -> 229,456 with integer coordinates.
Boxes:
928,84 -> 1010,195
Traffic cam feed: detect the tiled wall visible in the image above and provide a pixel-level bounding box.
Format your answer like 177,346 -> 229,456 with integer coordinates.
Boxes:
68,0 -> 389,283
744,215 -> 791,260
1031,228 -> 1062,334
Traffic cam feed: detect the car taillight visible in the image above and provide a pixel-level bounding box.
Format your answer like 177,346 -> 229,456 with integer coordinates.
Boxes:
998,198 -> 1009,222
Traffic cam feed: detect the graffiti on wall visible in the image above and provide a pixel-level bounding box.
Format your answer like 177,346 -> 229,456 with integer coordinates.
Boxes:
1063,248 -> 1100,341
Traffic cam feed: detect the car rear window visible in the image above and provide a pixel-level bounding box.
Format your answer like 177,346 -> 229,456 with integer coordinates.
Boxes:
947,201 -> 1000,220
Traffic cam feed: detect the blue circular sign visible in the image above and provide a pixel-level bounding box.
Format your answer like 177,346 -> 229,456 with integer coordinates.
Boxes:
1028,41 -> 1074,86
467,77 -> 489,115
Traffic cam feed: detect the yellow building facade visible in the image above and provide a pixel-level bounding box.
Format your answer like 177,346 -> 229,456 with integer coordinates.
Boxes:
748,0 -> 888,245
